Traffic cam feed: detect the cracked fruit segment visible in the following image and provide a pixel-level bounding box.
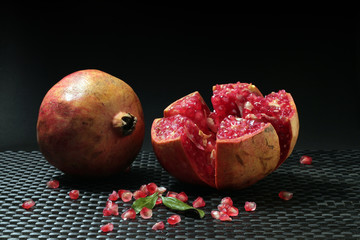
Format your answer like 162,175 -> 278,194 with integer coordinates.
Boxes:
151,82 -> 299,189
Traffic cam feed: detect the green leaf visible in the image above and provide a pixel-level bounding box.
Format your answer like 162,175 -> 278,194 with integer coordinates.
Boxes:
161,196 -> 205,218
131,192 -> 159,214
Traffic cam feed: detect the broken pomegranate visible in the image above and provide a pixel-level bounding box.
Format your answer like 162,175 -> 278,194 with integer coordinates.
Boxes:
46,179 -> 59,189
100,223 -> 114,233
167,214 -> 181,225
37,69 -> 145,177
22,199 -> 35,210
151,82 -> 299,189
300,155 -> 312,165
69,190 -> 79,200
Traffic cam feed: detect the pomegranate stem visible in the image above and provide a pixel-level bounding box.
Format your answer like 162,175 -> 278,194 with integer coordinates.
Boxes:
112,112 -> 137,136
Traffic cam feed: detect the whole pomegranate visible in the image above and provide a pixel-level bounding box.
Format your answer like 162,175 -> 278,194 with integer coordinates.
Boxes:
37,69 -> 145,177
151,82 -> 299,189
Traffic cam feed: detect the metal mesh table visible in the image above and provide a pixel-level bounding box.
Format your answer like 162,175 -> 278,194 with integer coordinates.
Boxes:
0,150 -> 359,239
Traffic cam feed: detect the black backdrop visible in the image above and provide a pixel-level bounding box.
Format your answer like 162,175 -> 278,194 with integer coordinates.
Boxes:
1,5 -> 359,152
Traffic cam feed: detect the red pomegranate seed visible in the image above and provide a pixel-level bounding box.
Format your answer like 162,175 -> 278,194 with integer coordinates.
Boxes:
300,155 -> 312,165
155,197 -> 163,205
121,208 -> 136,220
139,184 -> 149,195
244,201 -> 257,211
166,191 -> 178,198
108,190 -> 119,201
146,182 -> 158,195
211,210 -> 220,219
279,191 -> 293,200
227,206 -> 239,216
176,192 -> 188,202
22,199 -> 35,210
46,179 -> 59,189
133,190 -> 147,200
69,190 -> 79,200
167,214 -> 181,225
103,201 -> 119,216
120,190 -> 133,202
192,197 -> 206,208
152,221 -> 165,230
157,186 -> 167,194
220,197 -> 233,206
219,213 -> 232,221
140,207 -> 153,219
100,223 -> 114,233
217,203 -> 231,212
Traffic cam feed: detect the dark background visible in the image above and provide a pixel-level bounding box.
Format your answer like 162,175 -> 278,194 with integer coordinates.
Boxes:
1,5 -> 359,152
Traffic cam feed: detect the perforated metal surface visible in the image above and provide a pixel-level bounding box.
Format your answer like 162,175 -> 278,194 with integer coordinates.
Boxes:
0,150 -> 359,239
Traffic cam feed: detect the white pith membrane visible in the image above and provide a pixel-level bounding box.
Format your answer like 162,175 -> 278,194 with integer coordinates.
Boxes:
153,83 -> 295,187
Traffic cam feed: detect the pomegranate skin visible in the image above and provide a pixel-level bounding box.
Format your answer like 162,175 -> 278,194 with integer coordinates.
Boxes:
37,69 -> 145,177
215,123 -> 280,189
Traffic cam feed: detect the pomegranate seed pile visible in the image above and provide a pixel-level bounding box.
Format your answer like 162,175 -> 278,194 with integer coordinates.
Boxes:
21,154 -> 315,235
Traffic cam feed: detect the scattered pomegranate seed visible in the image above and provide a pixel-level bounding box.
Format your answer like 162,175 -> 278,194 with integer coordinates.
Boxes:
108,190 -> 119,201
100,223 -> 114,233
103,201 -> 119,216
300,155 -> 312,165
219,213 -> 232,221
140,207 -> 153,219
119,190 -> 133,202
46,179 -> 59,189
155,197 -> 163,205
146,182 -> 158,195
192,197 -> 206,208
157,186 -> 167,194
22,199 -> 35,210
211,210 -> 220,219
69,190 -> 79,200
217,203 -> 231,212
167,214 -> 181,225
121,208 -> 136,220
227,206 -> 239,216
139,184 -> 149,195
166,191 -> 178,198
220,197 -> 233,206
133,190 -> 147,200
152,221 -> 165,230
176,192 -> 188,202
279,191 -> 293,200
244,201 -> 257,211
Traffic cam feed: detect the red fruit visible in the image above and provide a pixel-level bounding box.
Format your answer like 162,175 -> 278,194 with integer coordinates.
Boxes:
155,197 -> 163,205
300,155 -> 312,165
22,199 -> 35,210
176,192 -> 188,202
100,223 -> 114,233
69,190 -> 79,200
121,208 -> 136,220
37,69 -> 145,177
103,201 -> 119,216
244,201 -> 256,212
152,221 -> 165,230
211,210 -> 220,219
46,179 -> 59,189
166,191 -> 178,198
219,213 -> 232,221
140,207 -> 153,219
151,82 -> 299,189
167,214 -> 181,225
227,206 -> 239,216
192,197 -> 206,208
279,191 -> 293,200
